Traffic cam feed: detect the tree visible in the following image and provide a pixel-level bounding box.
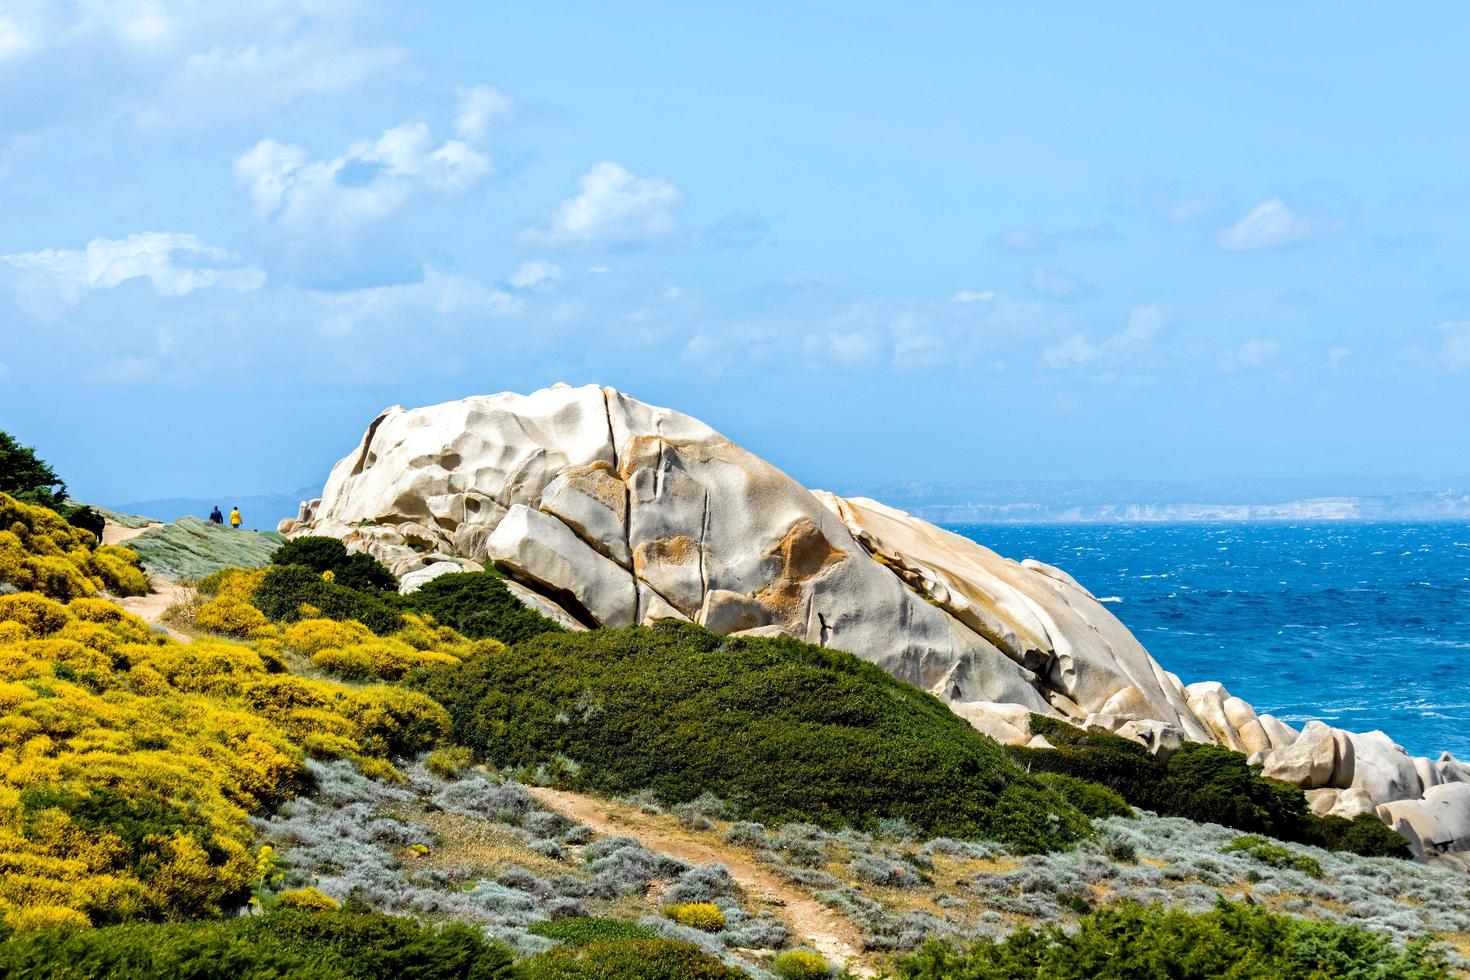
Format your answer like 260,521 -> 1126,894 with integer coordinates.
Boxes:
0,430 -> 67,508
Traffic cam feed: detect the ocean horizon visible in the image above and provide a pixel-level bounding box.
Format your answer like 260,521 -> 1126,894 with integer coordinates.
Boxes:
954,520 -> 1470,761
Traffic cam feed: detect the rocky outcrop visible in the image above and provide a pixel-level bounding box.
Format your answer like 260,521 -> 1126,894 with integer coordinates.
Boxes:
283,383 -> 1469,866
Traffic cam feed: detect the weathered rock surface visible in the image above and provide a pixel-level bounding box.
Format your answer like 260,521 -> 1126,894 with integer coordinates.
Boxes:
284,383 -> 1469,865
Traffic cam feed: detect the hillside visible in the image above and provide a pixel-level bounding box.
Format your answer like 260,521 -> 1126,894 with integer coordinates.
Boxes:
1,418 -> 1467,977
281,384 -> 1470,871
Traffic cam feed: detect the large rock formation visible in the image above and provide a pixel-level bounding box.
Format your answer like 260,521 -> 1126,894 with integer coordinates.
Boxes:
283,383 -> 1468,865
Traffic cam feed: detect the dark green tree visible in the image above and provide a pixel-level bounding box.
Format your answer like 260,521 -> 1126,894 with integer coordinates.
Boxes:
0,430 -> 66,508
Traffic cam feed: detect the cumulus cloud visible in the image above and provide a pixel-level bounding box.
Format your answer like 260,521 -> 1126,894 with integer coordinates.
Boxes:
1042,304 -> 1166,369
508,260 -> 564,290
455,84 -> 512,140
1,232 -> 264,308
1218,199 -> 1316,251
6,1 -> 401,121
235,115 -> 492,232
521,161 -> 682,248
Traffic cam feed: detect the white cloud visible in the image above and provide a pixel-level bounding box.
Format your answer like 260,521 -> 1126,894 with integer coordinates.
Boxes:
508,260 -> 564,290
951,289 -> 998,303
1327,346 -> 1353,368
1042,304 -> 1166,369
315,265 -> 521,333
662,285 -> 681,300
0,14 -> 38,61
1218,199 -> 1315,251
522,161 -> 682,247
175,39 -> 402,107
994,226 -> 1054,252
1,232 -> 264,307
1028,266 -> 1087,300
803,329 -> 880,369
1225,338 -> 1283,368
235,116 -> 492,232
455,85 -> 512,140
1439,321 -> 1470,371
7,2 -> 400,120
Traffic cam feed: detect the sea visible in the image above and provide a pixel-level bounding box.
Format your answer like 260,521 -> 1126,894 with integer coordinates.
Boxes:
951,522 -> 1470,761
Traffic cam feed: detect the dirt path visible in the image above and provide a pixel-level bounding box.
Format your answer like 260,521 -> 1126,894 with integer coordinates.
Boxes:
527,786 -> 874,976
102,520 -> 163,546
102,520 -> 194,641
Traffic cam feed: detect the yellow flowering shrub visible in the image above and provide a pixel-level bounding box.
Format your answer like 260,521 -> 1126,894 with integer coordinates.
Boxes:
193,597 -> 275,639
663,902 -> 726,932
0,589 -> 451,930
281,614 -> 497,682
276,886 -> 340,912
0,494 -> 147,599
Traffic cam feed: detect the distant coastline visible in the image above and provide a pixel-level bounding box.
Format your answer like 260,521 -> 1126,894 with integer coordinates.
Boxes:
844,479 -> 1470,525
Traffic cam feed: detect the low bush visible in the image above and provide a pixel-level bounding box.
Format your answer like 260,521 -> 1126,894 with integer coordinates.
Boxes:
276,886 -> 340,911
252,564 -> 406,634
1011,715 -> 1407,859
664,902 -> 726,931
0,908 -> 516,978
415,621 -> 1090,852
1032,772 -> 1133,820
888,899 -> 1448,979
772,948 -> 832,980
401,571 -> 563,645
272,537 -> 397,592
424,745 -> 476,779
1221,835 -> 1323,879
514,937 -> 745,980
528,917 -> 657,947
1307,812 -> 1413,859
59,504 -> 106,544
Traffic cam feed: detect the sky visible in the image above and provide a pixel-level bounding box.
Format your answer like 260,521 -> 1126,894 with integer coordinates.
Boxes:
2,2 -> 1469,505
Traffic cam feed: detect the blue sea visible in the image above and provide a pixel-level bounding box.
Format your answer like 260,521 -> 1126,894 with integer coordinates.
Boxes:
951,522 -> 1470,761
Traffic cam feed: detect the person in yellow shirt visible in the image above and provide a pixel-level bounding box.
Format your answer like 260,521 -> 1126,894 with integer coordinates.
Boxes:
229,506 -> 242,529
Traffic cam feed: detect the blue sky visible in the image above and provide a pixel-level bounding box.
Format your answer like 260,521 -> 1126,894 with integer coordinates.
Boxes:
2,2 -> 1468,504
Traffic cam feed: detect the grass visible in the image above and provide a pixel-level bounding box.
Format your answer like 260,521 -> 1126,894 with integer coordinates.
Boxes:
123,516 -> 284,580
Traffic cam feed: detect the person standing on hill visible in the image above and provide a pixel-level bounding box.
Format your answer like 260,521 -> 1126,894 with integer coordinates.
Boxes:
229,506 -> 242,529
209,506 -> 224,525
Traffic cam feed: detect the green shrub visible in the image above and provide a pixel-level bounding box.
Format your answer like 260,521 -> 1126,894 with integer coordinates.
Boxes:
1032,772 -> 1133,819
0,908 -> 515,979
272,536 -> 350,573
423,745 -> 475,779
889,900 -> 1448,979
60,504 -> 106,545
1307,812 -> 1413,859
272,537 -> 396,592
514,937 -> 745,980
772,948 -> 832,979
528,917 -> 657,947
1011,716 -> 1407,860
335,552 -> 397,592
1221,835 -> 1323,878
401,570 -> 563,644
413,621 -> 1089,851
253,564 -> 405,634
